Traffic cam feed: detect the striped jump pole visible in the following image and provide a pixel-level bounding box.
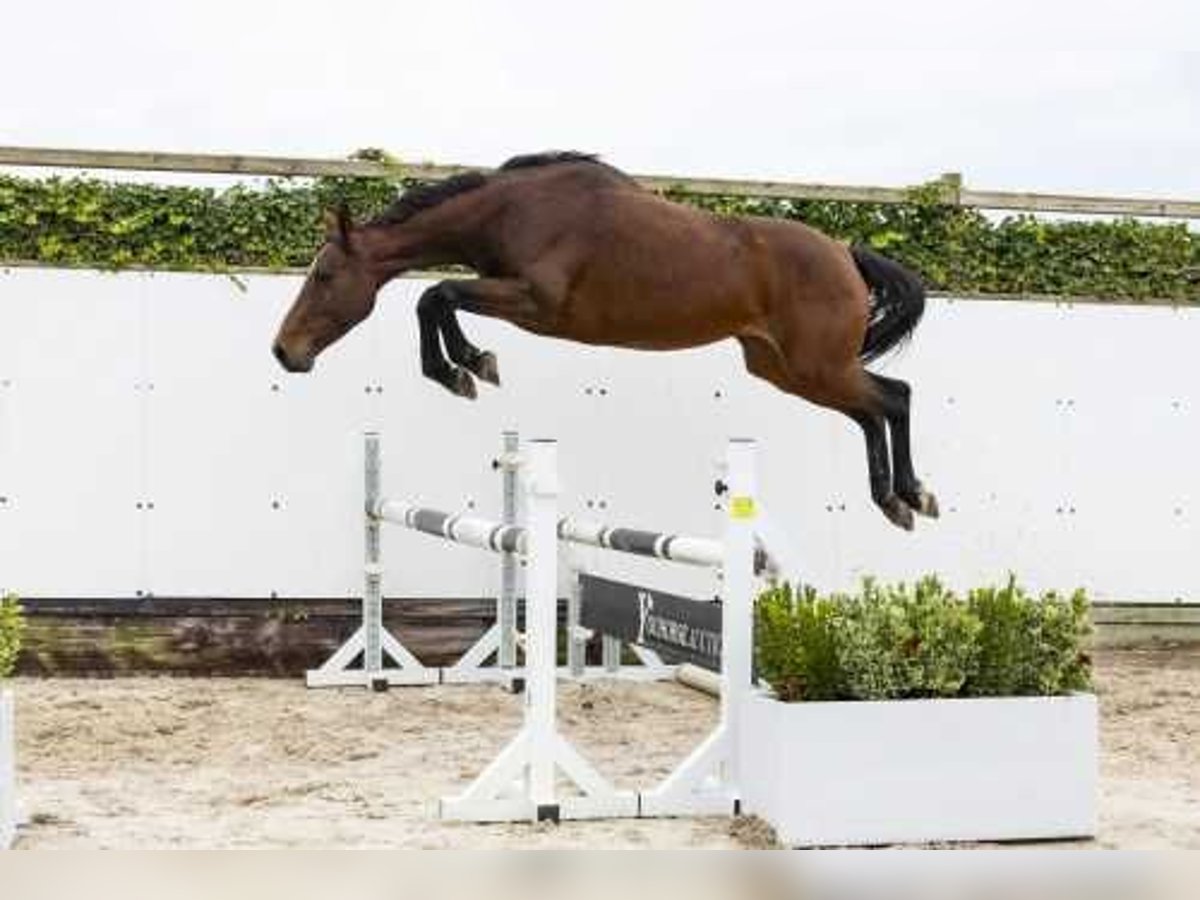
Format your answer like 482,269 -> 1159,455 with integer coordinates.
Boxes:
557,519 -> 723,568
559,507 -> 790,582
373,500 -> 527,554
558,516 -> 715,679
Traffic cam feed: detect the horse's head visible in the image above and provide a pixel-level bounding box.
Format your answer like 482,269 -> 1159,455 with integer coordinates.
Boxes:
272,208 -> 378,373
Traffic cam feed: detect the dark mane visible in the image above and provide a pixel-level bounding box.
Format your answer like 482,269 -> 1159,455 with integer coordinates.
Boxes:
499,151 -> 602,171
371,170 -> 489,226
371,151 -> 626,226
501,151 -> 635,183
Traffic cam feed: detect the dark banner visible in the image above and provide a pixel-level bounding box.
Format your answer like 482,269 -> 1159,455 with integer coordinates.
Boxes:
579,574 -> 721,671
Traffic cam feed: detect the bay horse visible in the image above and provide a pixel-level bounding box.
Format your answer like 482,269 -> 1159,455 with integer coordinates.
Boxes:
272,152 -> 937,530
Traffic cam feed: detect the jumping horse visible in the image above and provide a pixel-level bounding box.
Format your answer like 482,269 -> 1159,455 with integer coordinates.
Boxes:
272,152 -> 937,529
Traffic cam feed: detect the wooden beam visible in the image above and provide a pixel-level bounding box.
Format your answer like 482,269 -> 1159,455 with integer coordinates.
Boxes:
2,145 -> 1198,219
14,596 -> 577,676
1091,603 -> 1200,626
1092,603 -> 1200,648
16,597 -> 502,676
635,174 -> 911,204
11,596 -> 1199,676
0,145 -> 913,203
961,189 -> 1200,219
0,146 -> 470,181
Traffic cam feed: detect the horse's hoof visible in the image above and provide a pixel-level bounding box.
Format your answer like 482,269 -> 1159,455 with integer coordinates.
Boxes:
472,351 -> 500,386
916,489 -> 940,519
898,484 -> 939,519
883,496 -> 915,531
449,368 -> 477,400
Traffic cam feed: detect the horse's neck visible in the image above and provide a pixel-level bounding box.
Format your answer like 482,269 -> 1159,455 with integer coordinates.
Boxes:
361,219 -> 477,283
364,211 -> 501,282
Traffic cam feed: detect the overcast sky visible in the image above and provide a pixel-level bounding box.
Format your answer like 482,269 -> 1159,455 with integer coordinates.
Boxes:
4,1 -> 1198,198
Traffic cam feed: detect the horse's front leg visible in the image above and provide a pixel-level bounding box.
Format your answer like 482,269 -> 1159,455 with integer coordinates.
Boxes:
416,283 -> 477,398
437,300 -> 501,387
416,278 -> 544,399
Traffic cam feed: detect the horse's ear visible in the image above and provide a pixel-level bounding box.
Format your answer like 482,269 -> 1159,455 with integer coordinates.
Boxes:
322,206 -> 355,252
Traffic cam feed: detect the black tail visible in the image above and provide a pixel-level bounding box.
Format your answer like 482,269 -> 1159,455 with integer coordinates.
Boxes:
851,245 -> 927,364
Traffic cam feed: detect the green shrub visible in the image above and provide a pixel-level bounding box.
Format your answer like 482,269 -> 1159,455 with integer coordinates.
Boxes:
892,575 -> 982,699
754,576 -> 1091,702
0,594 -> 24,679
965,578 -> 1093,697
755,583 -> 840,702
832,578 -> 916,701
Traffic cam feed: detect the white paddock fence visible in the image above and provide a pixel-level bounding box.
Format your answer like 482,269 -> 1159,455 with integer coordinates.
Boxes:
343,432 -> 772,823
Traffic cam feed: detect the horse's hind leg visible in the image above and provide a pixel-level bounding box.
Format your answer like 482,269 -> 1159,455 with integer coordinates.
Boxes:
869,373 -> 939,518
849,409 -> 914,531
737,335 -> 797,392
739,336 -> 915,530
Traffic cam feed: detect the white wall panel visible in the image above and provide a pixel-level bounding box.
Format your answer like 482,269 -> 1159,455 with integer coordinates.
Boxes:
823,299 -> 1080,594
1049,304 -> 1195,601
143,273 -> 317,596
0,269 -> 144,596
1,269 -> 1196,603
256,276 -> 375,598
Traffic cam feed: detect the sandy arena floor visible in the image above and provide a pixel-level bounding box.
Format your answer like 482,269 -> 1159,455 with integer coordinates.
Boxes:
6,648 -> 1198,849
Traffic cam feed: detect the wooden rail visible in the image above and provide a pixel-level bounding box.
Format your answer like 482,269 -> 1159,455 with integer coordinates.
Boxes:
9,597 -> 1198,676
3,145 -> 1199,219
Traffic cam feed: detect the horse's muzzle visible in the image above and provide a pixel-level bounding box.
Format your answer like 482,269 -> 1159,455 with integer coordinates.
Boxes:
272,342 -> 313,373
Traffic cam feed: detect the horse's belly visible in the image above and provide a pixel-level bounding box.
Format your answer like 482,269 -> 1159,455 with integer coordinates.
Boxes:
556,253 -> 754,349
557,286 -> 744,350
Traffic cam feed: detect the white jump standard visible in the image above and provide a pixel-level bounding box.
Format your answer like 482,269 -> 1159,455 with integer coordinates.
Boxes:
441,437 -> 761,823
306,432 -> 439,689
306,432 -> 526,689
441,439 -> 640,822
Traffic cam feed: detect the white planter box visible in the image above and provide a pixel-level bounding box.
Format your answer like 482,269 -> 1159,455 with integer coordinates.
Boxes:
738,691 -> 1098,848
0,688 -> 15,850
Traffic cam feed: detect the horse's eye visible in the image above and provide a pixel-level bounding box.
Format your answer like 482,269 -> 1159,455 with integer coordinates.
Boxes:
314,268 -> 333,285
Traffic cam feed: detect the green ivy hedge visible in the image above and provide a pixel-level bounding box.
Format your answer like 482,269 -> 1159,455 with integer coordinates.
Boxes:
0,595 -> 24,680
0,172 -> 1196,301
754,576 -> 1093,702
